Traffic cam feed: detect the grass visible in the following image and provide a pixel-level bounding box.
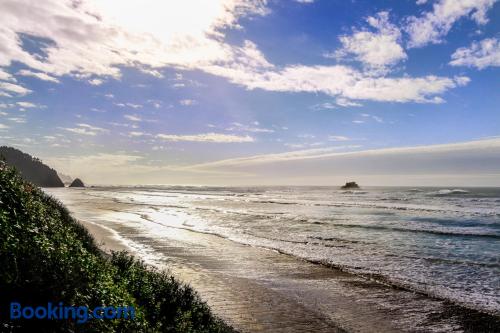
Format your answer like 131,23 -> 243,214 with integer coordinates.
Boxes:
0,162 -> 235,332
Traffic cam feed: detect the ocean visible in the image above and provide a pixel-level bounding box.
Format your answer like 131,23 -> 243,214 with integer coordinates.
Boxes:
46,185 -> 500,331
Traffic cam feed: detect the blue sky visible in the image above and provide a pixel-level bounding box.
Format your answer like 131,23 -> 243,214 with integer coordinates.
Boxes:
0,0 -> 499,185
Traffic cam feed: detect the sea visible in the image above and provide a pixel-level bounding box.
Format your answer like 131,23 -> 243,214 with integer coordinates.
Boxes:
48,185 -> 500,317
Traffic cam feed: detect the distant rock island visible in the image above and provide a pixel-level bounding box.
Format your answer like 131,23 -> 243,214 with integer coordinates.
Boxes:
0,146 -> 64,187
341,181 -> 360,189
69,178 -> 85,187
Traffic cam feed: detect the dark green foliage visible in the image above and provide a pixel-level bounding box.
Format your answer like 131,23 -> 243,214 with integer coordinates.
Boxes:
0,162 -> 234,332
0,146 -> 64,187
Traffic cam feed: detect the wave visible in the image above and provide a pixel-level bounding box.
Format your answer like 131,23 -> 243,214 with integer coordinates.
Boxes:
340,190 -> 368,194
328,222 -> 500,239
428,189 -> 470,196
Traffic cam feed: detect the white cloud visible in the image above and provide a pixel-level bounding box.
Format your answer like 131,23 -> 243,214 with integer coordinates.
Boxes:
8,117 -> 26,123
179,99 -> 197,106
124,114 -> 142,122
128,131 -> 146,137
17,69 -> 60,83
0,123 -> 9,129
0,0 -> 269,79
0,0 -> 474,105
204,56 -> 470,103
114,102 -> 143,109
450,37 -> 500,69
16,101 -> 37,108
406,0 -> 498,48
189,146 -> 358,169
157,132 -> 255,143
331,12 -> 406,70
335,97 -> 362,107
90,107 -> 106,113
0,82 -> 31,95
88,78 -> 104,86
0,69 -> 15,81
311,102 -> 337,110
328,135 -> 350,141
226,122 -> 274,133
60,123 -> 108,136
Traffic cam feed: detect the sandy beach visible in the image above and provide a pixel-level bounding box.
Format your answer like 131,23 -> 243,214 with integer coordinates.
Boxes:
44,187 -> 500,333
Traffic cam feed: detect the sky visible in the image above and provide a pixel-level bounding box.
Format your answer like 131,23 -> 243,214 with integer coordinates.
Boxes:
0,0 -> 499,186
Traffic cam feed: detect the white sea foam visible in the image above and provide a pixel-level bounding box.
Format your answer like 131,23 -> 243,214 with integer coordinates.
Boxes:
46,186 -> 500,315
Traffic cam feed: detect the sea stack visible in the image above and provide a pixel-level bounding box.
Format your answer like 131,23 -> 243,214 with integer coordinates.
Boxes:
69,178 -> 85,187
341,181 -> 359,189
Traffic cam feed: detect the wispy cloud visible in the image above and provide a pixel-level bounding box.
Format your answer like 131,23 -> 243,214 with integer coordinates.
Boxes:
450,37 -> 500,69
17,69 -> 60,83
8,117 -> 26,123
88,78 -> 104,86
328,135 -> 350,141
204,62 -> 470,104
179,99 -> 197,106
128,131 -> 147,137
60,123 -> 108,136
0,69 -> 15,81
124,114 -> 142,122
184,138 -> 500,185
16,101 -> 39,108
406,0 -> 498,48
226,122 -> 274,133
157,132 -> 255,143
114,102 -> 143,109
0,82 -> 31,96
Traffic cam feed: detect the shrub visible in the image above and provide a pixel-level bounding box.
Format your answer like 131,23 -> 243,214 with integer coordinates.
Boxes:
0,163 -> 234,332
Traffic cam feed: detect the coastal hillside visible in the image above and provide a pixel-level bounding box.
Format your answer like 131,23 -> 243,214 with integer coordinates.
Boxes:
0,162 -> 233,332
0,146 -> 64,187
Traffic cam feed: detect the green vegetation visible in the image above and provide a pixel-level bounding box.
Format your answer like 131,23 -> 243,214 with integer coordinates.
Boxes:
0,162 -> 234,332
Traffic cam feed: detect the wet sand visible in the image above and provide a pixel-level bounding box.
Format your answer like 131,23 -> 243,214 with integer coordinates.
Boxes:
46,188 -> 500,333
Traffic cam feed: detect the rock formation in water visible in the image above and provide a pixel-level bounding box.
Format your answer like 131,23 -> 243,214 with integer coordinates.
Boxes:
0,146 -> 64,187
69,178 -> 85,187
341,181 -> 360,189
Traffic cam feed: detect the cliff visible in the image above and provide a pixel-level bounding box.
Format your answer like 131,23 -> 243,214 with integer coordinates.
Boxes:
0,146 -> 64,187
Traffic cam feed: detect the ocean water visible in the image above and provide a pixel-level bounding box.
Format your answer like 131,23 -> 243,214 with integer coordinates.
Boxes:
54,186 -> 500,315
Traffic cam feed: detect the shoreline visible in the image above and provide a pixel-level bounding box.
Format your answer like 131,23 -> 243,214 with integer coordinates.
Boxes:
76,213 -> 500,332
47,188 -> 500,333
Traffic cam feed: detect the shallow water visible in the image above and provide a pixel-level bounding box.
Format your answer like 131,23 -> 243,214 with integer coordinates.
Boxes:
46,186 -> 500,331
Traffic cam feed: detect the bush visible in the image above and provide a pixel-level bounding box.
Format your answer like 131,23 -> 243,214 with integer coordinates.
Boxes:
0,162 -> 234,332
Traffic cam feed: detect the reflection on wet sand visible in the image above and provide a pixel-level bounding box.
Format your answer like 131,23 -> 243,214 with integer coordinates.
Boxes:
46,188 -> 500,333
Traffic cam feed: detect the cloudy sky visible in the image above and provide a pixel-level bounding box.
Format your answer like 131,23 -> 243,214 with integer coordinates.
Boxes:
0,0 -> 499,185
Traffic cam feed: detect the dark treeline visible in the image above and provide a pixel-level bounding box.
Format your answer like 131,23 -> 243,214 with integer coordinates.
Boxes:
0,146 -> 64,187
